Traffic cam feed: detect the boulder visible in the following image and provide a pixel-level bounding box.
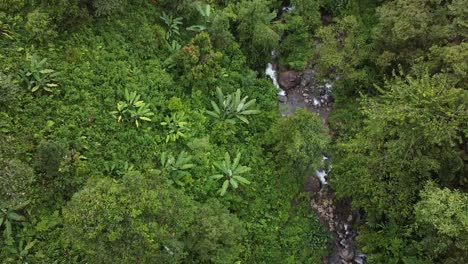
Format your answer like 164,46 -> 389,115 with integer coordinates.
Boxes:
303,175 -> 321,194
278,95 -> 288,103
278,71 -> 301,90
339,247 -> 355,262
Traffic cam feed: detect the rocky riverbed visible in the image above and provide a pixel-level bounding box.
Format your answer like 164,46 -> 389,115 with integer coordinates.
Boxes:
267,61 -> 366,264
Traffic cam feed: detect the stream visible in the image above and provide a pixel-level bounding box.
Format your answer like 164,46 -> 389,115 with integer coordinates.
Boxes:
266,4 -> 366,264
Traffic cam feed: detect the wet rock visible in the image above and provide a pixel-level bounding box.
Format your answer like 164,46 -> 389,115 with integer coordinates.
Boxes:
304,176 -> 321,194
339,247 -> 355,262
300,69 -> 314,87
278,95 -> 287,103
278,71 -> 301,90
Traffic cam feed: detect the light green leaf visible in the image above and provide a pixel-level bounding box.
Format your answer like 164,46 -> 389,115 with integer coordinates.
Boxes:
230,178 -> 239,189
220,180 -> 229,196
233,175 -> 251,185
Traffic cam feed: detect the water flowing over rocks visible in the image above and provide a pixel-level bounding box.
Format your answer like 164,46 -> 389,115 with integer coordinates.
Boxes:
266,4 -> 366,263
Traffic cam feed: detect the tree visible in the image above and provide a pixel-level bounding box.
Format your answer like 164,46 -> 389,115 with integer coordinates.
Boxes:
413,182 -> 468,263
332,71 -> 467,222
314,15 -> 373,95
62,172 -> 195,263
63,171 -> 247,263
233,0 -> 279,69
169,32 -> 223,91
184,199 -> 246,263
373,0 -> 458,71
264,109 -> 329,180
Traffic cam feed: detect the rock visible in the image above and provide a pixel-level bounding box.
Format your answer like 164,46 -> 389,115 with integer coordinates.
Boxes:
303,176 -> 321,194
339,247 -> 355,262
278,71 -> 301,90
302,93 -> 308,97
347,215 -> 353,222
278,95 -> 287,103
300,69 -> 314,87
304,99 -> 309,103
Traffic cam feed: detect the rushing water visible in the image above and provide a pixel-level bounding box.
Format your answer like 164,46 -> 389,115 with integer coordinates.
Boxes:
265,4 -> 367,262
265,62 -> 286,96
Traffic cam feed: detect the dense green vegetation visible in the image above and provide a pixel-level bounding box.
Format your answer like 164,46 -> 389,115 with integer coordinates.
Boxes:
0,1 -> 331,263
1,0 -> 467,263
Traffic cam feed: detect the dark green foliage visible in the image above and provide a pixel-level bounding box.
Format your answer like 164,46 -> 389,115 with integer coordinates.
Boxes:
170,32 -> 224,91
184,199 -> 246,263
63,172 -> 247,263
0,159 -> 34,209
63,172 -> 194,263
233,0 -> 279,69
160,151 -> 195,186
91,0 -> 126,17
314,15 -> 374,95
265,109 -> 329,180
332,72 -> 467,220
0,72 -> 18,107
277,15 -> 314,70
25,8 -> 57,43
290,0 -> 321,32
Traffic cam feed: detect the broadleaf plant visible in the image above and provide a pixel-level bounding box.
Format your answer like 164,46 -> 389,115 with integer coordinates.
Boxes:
160,112 -> 190,143
110,89 -> 154,127
21,54 -> 59,93
160,151 -> 195,186
206,87 -> 261,124
211,152 -> 251,196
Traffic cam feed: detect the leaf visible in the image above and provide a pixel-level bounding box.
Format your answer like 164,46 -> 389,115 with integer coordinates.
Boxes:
233,175 -> 251,185
206,110 -> 220,118
230,178 -> 239,189
31,85 -> 40,92
224,152 -> 231,169
241,109 -> 261,115
216,87 -> 224,105
234,166 -> 251,174
180,164 -> 195,170
160,152 -> 167,166
46,83 -> 58,87
187,25 -> 206,32
236,115 -> 250,124
234,89 -> 241,108
40,69 -> 54,74
236,101 -> 245,112
225,119 -> 237,124
211,101 -> 221,114
220,180 -> 229,196
24,240 -> 36,251
232,152 -> 241,170
8,211 -> 25,221
5,220 -> 12,238
139,117 -> 152,122
211,174 -> 224,180
243,99 -> 257,109
124,89 -> 130,101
